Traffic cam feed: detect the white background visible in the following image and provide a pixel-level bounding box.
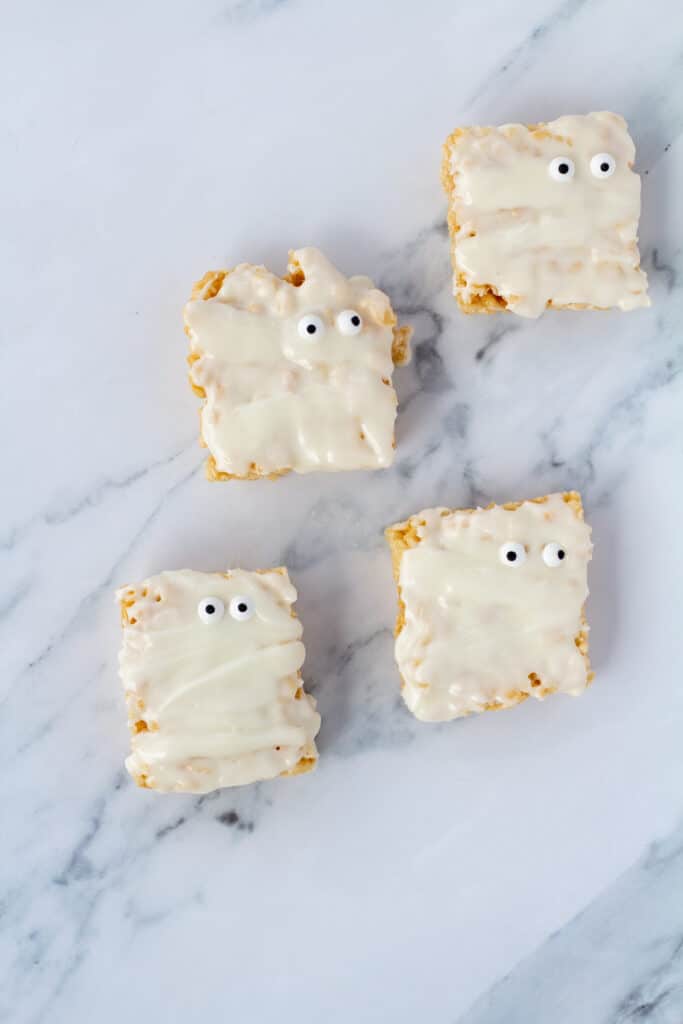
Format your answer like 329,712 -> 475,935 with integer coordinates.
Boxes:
2,1 -> 682,1021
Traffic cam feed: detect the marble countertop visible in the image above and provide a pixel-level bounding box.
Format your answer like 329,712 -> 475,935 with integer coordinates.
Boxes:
3,1 -> 683,1021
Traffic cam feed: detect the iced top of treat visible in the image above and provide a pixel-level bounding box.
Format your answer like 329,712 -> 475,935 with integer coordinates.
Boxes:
446,112 -> 649,317
117,568 -> 320,792
184,247 -> 408,476
393,494 -> 592,722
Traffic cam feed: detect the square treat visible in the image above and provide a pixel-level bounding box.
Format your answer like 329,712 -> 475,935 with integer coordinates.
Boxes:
184,247 -> 412,480
117,568 -> 320,793
441,111 -> 650,317
385,492 -> 593,722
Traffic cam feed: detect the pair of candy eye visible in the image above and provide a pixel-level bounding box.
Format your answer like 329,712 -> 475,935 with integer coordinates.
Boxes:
197,596 -> 253,624
499,542 -> 566,567
297,309 -> 362,340
548,153 -> 616,181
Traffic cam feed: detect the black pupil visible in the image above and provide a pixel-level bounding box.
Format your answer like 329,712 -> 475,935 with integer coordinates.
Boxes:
205,604 -> 215,615
601,162 -> 609,172
506,550 -> 517,562
238,602 -> 248,613
351,315 -> 360,325
306,323 -> 316,334
558,549 -> 565,560
559,163 -> 569,174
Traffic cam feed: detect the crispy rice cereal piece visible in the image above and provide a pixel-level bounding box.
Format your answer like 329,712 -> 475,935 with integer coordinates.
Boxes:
183,247 -> 412,480
385,492 -> 593,722
116,568 -> 320,793
441,112 -> 650,318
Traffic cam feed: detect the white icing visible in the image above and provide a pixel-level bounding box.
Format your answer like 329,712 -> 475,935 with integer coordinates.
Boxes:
391,494 -> 592,722
445,111 -> 650,317
184,247 -> 407,477
117,568 -> 320,793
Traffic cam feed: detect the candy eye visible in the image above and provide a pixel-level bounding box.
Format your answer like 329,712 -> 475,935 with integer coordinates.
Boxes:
542,542 -> 567,567
297,314 -> 325,340
229,595 -> 254,622
548,157 -> 575,182
197,597 -> 225,624
499,542 -> 526,566
590,152 -> 616,179
336,309 -> 363,336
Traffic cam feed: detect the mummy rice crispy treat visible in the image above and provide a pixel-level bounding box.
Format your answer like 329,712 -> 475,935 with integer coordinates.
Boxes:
184,247 -> 412,480
441,111 -> 650,317
117,568 -> 320,793
385,492 -> 593,723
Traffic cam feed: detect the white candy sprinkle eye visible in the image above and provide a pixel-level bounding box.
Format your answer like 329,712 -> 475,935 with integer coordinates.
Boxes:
548,156 -> 575,181
590,152 -> 616,179
499,542 -> 526,566
336,309 -> 363,336
542,542 -> 567,567
297,314 -> 325,340
197,597 -> 225,624
229,595 -> 254,622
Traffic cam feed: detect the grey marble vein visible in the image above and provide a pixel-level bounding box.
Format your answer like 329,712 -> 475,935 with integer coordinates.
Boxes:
458,821 -> 683,1024
466,0 -> 594,107
651,248 -> 678,293
0,576 -> 33,620
4,771 -> 272,1024
531,320 -> 683,506
222,0 -> 290,25
0,442 -> 194,554
3,2 -> 683,1022
6,457 -> 201,692
475,323 -> 522,366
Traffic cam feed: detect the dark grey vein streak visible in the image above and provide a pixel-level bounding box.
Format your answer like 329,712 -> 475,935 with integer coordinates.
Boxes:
651,247 -> 679,293
223,0 -> 289,25
476,323 -> 520,364
0,441 -> 194,554
6,460 -> 201,698
0,577 -> 33,620
536,342 -> 683,506
466,0 -> 593,107
456,819 -> 683,1024
19,774 -> 263,1024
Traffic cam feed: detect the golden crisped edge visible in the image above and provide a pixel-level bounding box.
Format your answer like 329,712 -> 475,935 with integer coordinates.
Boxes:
441,127 -> 508,314
117,569 -> 319,791
384,491 -> 592,711
205,455 -> 290,483
281,753 -> 317,777
185,259 -> 411,480
441,123 -> 616,315
118,584 -> 160,748
391,324 -> 412,366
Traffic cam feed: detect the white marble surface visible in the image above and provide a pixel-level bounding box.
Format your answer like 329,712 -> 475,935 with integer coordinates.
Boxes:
2,1 -> 683,1021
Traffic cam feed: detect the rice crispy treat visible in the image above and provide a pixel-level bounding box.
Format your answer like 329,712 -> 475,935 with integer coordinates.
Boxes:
116,567 -> 320,793
385,492 -> 593,723
441,111 -> 650,318
183,247 -> 412,480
